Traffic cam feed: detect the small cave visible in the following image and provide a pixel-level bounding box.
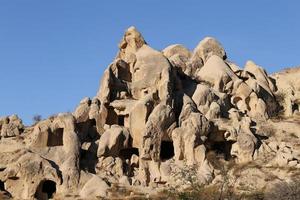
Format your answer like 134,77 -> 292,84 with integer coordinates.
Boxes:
76,119 -> 100,142
160,141 -> 175,161
35,180 -> 56,200
87,119 -> 99,140
0,180 -> 4,191
106,107 -> 119,125
209,141 -> 234,161
118,115 -> 125,126
47,128 -> 64,147
80,149 -> 98,174
90,118 -> 96,127
292,103 -> 299,113
119,148 -> 139,160
116,62 -> 132,82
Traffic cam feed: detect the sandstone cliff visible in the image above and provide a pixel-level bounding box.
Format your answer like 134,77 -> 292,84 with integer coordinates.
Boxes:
0,27 -> 300,200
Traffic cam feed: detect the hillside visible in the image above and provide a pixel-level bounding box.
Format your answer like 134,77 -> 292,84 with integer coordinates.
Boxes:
0,27 -> 300,200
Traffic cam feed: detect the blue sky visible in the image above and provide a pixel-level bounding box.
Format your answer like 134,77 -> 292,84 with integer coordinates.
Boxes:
1,0 -> 300,125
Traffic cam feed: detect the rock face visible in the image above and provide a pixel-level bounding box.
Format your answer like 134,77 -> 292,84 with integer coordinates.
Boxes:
0,27 -> 300,199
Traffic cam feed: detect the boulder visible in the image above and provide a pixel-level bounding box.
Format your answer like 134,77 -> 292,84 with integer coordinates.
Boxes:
193,37 -> 226,63
97,125 -> 130,157
195,55 -> 238,92
79,176 -> 109,198
0,115 -> 24,138
162,44 -> 191,59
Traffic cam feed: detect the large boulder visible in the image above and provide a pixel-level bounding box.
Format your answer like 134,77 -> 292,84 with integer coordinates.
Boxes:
131,45 -> 172,101
97,125 -> 130,157
193,37 -> 226,63
117,26 -> 146,67
195,55 -> 238,92
0,151 -> 61,200
172,95 -> 211,165
79,175 -> 109,198
162,44 -> 191,59
0,115 -> 24,138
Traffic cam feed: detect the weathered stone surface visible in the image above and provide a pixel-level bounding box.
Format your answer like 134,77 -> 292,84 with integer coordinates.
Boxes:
162,44 -> 191,59
97,125 -> 130,157
79,175 -> 109,198
195,55 -> 238,92
0,115 -> 24,138
0,151 -> 61,199
1,26 -> 300,199
193,37 -> 226,63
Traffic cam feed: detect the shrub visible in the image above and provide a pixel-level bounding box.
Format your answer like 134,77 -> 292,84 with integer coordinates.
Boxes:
32,115 -> 42,124
264,179 -> 300,200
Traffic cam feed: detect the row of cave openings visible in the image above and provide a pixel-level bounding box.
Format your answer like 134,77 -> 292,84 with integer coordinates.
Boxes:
118,141 -> 175,161
104,108 -> 235,163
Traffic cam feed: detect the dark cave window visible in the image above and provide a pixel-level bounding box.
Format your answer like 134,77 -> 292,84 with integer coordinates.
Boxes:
211,141 -> 233,161
90,118 -> 96,126
35,180 -> 56,200
119,148 -> 139,160
0,181 -> 4,191
292,104 -> 299,113
42,180 -> 56,198
47,128 -> 63,147
118,115 -> 125,126
160,141 -> 174,160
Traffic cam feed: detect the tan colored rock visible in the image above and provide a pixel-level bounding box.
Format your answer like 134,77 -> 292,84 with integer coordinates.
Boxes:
117,26 -> 146,67
131,45 -> 172,101
244,60 -> 275,95
192,83 -> 217,114
172,95 -> 210,165
195,55 -> 238,92
97,125 -> 130,157
2,27 -> 300,199
0,151 -> 61,199
0,115 -> 24,138
193,37 -> 226,63
96,156 -> 124,178
141,103 -> 176,161
79,175 -> 109,198
74,97 -> 91,123
129,94 -> 155,148
162,44 -> 191,59
230,117 -> 258,163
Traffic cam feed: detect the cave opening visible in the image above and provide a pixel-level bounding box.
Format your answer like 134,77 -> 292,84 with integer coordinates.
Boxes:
119,148 -> 139,160
47,128 -> 63,147
90,118 -> 96,127
0,181 -> 4,191
210,141 -> 233,161
160,141 -> 174,161
35,180 -> 56,200
292,103 -> 299,113
118,115 -> 125,126
88,119 -> 99,140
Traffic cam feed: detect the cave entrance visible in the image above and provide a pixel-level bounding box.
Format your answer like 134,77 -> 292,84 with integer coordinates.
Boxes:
35,180 -> 56,200
292,103 -> 299,113
160,141 -> 174,161
119,148 -> 139,160
0,180 -> 4,191
118,115 -> 125,126
47,128 -> 63,147
211,141 -> 233,161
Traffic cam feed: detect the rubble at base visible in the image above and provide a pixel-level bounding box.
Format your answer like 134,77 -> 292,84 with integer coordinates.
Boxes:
1,26 -> 300,199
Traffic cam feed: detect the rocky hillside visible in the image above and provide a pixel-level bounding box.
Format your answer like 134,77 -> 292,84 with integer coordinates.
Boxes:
0,27 -> 300,200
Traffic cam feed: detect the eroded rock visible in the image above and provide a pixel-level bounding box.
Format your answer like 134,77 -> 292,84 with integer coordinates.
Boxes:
1,26 -> 300,199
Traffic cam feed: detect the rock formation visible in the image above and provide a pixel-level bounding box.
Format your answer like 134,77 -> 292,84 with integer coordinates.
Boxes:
0,27 -> 300,199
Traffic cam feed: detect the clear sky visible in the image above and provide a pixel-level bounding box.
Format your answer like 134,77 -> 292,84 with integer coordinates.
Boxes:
1,0 -> 300,125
